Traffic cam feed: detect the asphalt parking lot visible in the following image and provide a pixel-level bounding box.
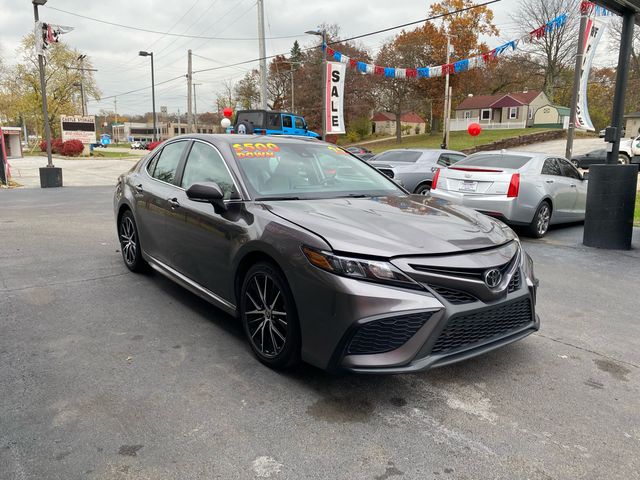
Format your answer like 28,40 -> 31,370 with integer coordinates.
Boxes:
1,187 -> 639,480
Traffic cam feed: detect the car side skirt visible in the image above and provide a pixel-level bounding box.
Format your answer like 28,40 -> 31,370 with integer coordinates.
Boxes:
143,252 -> 238,316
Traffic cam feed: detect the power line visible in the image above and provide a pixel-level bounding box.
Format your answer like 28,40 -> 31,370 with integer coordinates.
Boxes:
45,5 -> 302,40
192,0 -> 502,74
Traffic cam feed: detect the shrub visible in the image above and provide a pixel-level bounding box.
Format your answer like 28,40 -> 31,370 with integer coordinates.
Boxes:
350,116 -> 371,138
61,139 -> 84,157
345,130 -> 360,143
147,141 -> 162,151
40,138 -> 64,153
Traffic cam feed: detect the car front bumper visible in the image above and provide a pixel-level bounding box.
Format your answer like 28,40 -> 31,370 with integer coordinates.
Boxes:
287,246 -> 539,373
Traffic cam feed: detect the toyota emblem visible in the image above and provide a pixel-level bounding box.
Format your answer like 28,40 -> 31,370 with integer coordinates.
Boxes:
484,268 -> 502,288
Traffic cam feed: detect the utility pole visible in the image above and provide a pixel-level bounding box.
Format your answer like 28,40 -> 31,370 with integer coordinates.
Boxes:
177,108 -> 181,136
187,49 -> 194,132
442,34 -> 454,148
305,29 -> 327,140
67,56 -> 97,117
193,83 -> 202,131
114,97 -> 118,142
257,0 -> 268,110
290,62 -> 295,112
33,1 -> 52,168
565,8 -> 589,160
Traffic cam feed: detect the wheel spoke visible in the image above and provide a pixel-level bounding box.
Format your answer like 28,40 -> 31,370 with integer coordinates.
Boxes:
271,310 -> 287,316
246,292 -> 262,311
269,291 -> 280,310
269,323 -> 278,353
245,309 -> 264,315
271,324 -> 286,342
254,277 -> 266,306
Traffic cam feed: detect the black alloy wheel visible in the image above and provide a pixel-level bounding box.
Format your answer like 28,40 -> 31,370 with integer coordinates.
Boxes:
527,201 -> 551,238
118,210 -> 146,272
240,262 -> 300,369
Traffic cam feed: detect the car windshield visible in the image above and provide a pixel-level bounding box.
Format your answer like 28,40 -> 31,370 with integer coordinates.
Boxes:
231,141 -> 403,200
456,153 -> 532,169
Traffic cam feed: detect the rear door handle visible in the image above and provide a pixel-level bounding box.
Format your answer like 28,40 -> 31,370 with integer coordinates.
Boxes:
545,180 -> 554,184
168,198 -> 180,209
570,184 -> 577,188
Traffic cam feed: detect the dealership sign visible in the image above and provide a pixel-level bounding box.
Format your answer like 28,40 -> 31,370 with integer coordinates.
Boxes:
325,62 -> 346,135
60,115 -> 96,144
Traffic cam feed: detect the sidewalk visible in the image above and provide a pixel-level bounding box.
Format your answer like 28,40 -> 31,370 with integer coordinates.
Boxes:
8,156 -> 138,188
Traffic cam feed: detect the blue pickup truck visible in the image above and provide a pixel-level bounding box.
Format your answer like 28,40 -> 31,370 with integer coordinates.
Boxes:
229,110 -> 320,138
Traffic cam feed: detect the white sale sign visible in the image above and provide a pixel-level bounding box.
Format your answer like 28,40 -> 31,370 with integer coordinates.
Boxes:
326,62 -> 346,134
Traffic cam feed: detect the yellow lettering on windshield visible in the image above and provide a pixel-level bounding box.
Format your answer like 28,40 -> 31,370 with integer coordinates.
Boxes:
233,142 -> 280,158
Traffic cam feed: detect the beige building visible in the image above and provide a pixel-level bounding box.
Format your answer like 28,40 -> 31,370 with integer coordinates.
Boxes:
623,112 -> 640,137
533,104 -> 570,129
452,90 -> 552,130
371,112 -> 427,136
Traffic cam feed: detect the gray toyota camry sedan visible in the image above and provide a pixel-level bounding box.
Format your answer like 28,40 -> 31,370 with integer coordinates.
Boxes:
114,134 -> 539,373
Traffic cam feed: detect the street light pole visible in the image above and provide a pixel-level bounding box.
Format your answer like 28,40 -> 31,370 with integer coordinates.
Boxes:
305,29 -> 326,140
139,51 -> 157,141
33,0 -> 52,168
257,0 -> 268,110
565,8 -> 589,160
193,83 -> 202,131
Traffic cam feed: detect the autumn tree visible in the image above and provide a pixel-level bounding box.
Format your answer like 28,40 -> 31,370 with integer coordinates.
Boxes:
512,0 -> 579,101
0,34 -> 100,137
235,70 -> 260,109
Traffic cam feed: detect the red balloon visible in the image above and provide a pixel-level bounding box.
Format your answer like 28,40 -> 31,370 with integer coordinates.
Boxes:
468,122 -> 482,137
223,107 -> 233,118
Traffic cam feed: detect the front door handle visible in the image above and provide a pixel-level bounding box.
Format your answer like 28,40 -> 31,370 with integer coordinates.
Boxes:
168,198 -> 180,209
570,184 -> 577,188
545,180 -> 554,184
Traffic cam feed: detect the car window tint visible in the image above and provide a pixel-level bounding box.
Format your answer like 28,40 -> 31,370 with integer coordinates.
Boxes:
181,142 -> 235,199
294,117 -> 305,129
458,154 -> 532,169
449,154 -> 465,163
146,150 -> 161,175
541,158 -> 561,176
375,151 -> 422,163
267,113 -> 281,129
437,154 -> 451,166
558,158 -> 582,180
152,141 -> 186,183
282,116 -> 293,128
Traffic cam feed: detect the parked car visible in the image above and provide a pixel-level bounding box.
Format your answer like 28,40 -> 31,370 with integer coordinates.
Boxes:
369,149 -> 466,194
114,135 -> 539,372
130,141 -> 144,150
345,145 -> 374,161
229,110 -> 321,138
431,151 -> 587,238
570,148 -> 631,168
599,126 -> 626,138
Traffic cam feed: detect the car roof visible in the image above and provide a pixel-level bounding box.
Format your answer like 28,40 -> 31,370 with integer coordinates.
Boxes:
467,150 -> 549,159
172,133 -> 321,145
377,148 -> 464,155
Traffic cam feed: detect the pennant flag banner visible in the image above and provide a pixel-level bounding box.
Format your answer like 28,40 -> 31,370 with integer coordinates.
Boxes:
580,1 -> 612,16
35,21 -> 74,56
323,13 -> 568,80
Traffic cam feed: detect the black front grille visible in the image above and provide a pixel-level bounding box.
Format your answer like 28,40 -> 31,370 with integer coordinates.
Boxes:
347,312 -> 434,355
428,284 -> 477,304
508,270 -> 521,293
378,168 -> 394,178
431,298 -> 533,354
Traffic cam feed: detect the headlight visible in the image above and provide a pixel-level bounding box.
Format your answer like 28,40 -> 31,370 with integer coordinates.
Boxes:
301,246 -> 422,290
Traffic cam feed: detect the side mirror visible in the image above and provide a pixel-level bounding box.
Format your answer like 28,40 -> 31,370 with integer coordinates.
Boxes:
186,182 -> 226,212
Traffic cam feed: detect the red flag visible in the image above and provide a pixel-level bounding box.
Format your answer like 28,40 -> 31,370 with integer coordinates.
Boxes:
349,58 -> 358,69
374,65 -> 384,76
406,68 -> 417,78
325,47 -> 335,58
442,63 -> 455,75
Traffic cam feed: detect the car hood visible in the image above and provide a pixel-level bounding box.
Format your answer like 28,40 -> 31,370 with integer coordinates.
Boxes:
263,195 -> 515,257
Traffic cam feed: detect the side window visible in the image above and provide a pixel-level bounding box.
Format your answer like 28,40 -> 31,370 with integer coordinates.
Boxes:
294,117 -> 305,129
267,113 -> 281,129
181,142 -> 236,200
146,150 -> 161,176
437,154 -> 451,166
448,154 -> 465,164
151,141 -> 186,184
541,158 -> 561,176
558,158 -> 582,180
282,116 -> 293,128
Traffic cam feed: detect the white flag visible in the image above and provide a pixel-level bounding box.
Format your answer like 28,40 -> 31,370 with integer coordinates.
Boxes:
325,62 -> 346,135
35,21 -> 74,56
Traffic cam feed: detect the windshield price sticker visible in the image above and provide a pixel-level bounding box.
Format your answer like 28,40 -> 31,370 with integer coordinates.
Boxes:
327,146 -> 348,155
233,142 -> 280,158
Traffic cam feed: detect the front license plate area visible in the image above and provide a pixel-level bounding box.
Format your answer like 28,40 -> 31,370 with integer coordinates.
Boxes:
459,181 -> 478,192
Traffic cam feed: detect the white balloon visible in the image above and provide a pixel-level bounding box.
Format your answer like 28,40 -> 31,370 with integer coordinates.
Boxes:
220,118 -> 231,128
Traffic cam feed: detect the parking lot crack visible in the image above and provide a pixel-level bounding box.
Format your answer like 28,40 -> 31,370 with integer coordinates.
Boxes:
0,272 -> 129,293
535,332 -> 639,370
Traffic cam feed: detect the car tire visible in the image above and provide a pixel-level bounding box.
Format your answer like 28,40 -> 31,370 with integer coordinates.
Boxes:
414,183 -> 431,195
240,262 -> 301,369
527,201 -> 552,238
618,154 -> 630,165
118,210 -> 147,272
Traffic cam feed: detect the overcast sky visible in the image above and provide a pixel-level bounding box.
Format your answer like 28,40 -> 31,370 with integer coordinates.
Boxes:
0,0 -> 613,116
